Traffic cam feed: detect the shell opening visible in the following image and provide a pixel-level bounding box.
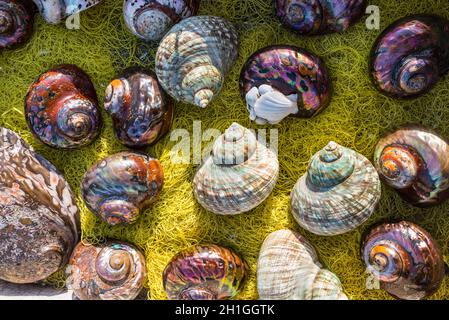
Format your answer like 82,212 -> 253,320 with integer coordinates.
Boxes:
378,146 -> 418,189
134,8 -> 171,41
95,248 -> 131,284
179,287 -> 217,300
0,10 -> 13,34
396,55 -> 439,95
99,199 -> 140,225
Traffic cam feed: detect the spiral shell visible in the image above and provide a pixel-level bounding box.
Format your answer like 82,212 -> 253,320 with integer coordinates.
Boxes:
124,0 -> 200,42
0,0 -> 35,49
25,65 -> 102,149
81,151 -> 164,225
291,141 -> 381,236
163,245 -> 246,300
370,14 -> 449,99
0,127 -> 80,284
374,125 -> 449,207
68,241 -> 146,300
193,123 -> 279,215
275,0 -> 367,35
258,229 -> 347,300
32,0 -> 102,24
155,15 -> 239,108
362,221 -> 445,300
104,67 -> 174,147
239,45 -> 331,124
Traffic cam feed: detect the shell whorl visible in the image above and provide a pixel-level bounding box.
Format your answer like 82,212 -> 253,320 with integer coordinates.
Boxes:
95,247 -> 132,284
0,0 -> 35,49
376,145 -> 418,189
33,0 -> 102,24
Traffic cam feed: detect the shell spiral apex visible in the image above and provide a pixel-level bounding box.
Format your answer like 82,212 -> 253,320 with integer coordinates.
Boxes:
0,0 -> 35,50
32,0 -> 102,24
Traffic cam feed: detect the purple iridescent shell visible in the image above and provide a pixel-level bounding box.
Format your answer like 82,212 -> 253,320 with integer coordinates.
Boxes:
239,45 -> 331,124
370,14 -> 449,99
275,0 -> 367,35
0,0 -> 35,49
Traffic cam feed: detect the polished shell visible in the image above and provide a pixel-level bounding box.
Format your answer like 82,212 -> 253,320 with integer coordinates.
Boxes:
0,0 -> 35,49
33,0 -> 102,24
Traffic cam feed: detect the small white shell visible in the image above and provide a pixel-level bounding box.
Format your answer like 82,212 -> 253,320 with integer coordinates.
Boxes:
33,0 -> 102,24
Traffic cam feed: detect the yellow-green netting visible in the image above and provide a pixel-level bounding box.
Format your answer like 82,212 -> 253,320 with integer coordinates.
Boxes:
1,0 -> 449,300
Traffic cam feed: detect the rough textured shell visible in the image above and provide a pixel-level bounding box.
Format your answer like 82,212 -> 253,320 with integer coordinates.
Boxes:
370,14 -> 449,99
291,141 -> 381,236
0,0 -> 35,49
33,0 -> 102,24
0,127 -> 80,284
68,241 -> 146,300
275,0 -> 367,35
257,229 -> 347,300
362,221 -> 445,300
163,245 -> 246,300
155,15 -> 239,108
81,151 -> 164,225
239,45 -> 331,124
193,123 -> 279,215
25,64 -> 102,149
104,67 -> 174,147
123,0 -> 200,41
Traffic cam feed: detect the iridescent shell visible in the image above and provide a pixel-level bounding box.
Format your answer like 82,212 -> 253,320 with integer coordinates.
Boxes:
155,15 -> 239,108
239,45 -> 331,124
0,127 -> 80,284
258,229 -> 347,300
370,14 -> 449,99
0,0 -> 35,50
291,141 -> 381,236
362,221 -> 445,300
374,125 -> 449,207
32,0 -> 102,24
68,241 -> 146,300
275,0 -> 367,35
193,122 -> 279,215
123,0 -> 200,42
81,151 -> 164,225
25,65 -> 102,149
104,67 -> 174,147
163,245 -> 246,300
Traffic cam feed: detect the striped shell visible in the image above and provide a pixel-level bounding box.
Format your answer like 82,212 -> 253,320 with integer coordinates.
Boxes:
0,0 -> 35,50
193,122 -> 279,215
258,229 -> 347,300
155,15 -> 239,108
291,141 -> 381,236
163,245 -> 246,300
33,0 -> 102,24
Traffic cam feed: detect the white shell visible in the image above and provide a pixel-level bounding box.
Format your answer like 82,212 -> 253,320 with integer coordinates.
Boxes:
33,0 -> 102,24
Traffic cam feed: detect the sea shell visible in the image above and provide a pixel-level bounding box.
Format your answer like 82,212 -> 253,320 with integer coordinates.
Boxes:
374,125 -> 449,207
81,151 -> 164,225
68,241 -> 146,300
0,127 -> 80,284
362,221 -> 445,300
239,45 -> 331,124
123,0 -> 200,42
25,64 -> 102,149
275,0 -> 367,35
258,229 -> 347,300
193,122 -> 279,215
291,141 -> 381,236
370,14 -> 449,99
163,245 -> 246,300
155,15 -> 239,108
32,0 -> 102,24
0,0 -> 35,50
104,67 -> 174,147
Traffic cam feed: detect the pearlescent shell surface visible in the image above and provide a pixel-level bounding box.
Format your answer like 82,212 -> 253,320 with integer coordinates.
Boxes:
291,141 -> 381,236
33,0 -> 102,24
0,127 -> 80,284
0,0 -> 35,49
68,241 -> 146,300
362,221 -> 445,300
163,245 -> 246,300
257,229 -> 347,300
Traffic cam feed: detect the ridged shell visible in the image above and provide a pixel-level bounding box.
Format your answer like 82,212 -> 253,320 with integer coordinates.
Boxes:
104,67 -> 174,147
68,241 -> 146,300
0,127 -> 80,284
374,125 -> 449,207
239,45 -> 331,124
275,0 -> 367,35
0,0 -> 35,49
155,15 -> 239,108
123,0 -> 200,42
291,141 -> 381,236
81,151 -> 164,225
33,0 -> 102,24
193,122 -> 279,215
25,64 -> 102,149
163,245 -> 246,300
258,229 -> 347,300
362,221 -> 445,300
370,14 -> 449,99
